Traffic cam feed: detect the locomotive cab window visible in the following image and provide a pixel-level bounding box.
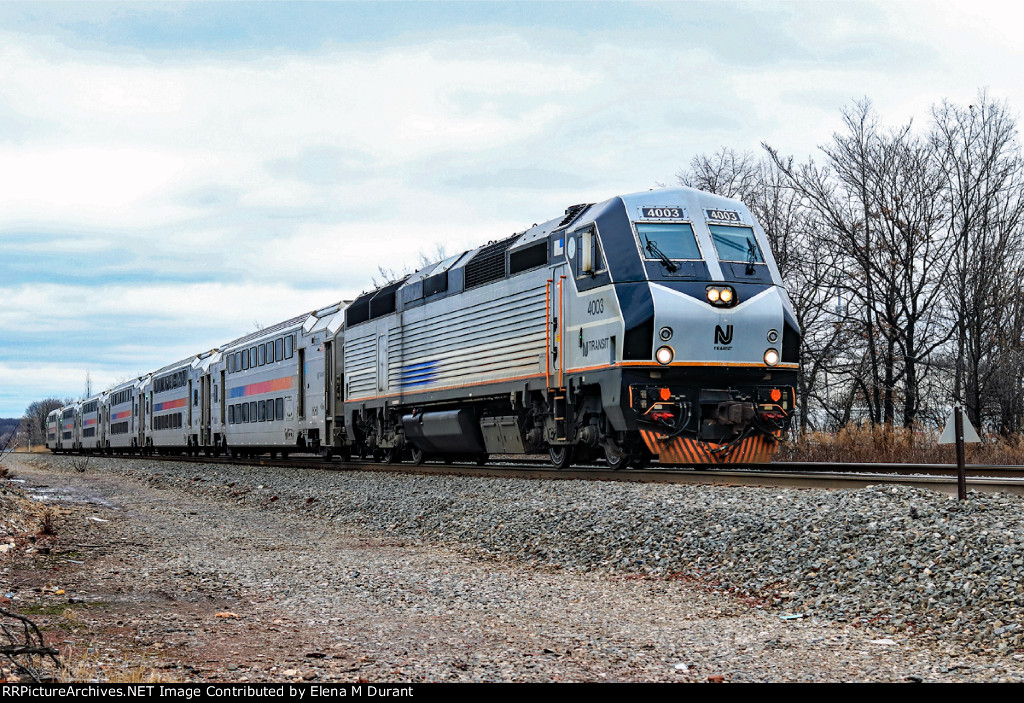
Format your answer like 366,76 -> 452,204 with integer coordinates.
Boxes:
708,224 -> 764,263
636,223 -> 702,261
572,226 -> 606,277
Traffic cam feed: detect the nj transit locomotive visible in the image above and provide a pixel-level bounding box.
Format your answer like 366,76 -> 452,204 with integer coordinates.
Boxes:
46,187 -> 800,467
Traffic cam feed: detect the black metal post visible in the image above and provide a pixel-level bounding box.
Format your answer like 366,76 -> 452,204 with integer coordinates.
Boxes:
955,406 -> 966,500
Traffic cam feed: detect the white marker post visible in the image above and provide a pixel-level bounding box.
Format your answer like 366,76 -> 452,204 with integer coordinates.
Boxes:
938,406 -> 981,500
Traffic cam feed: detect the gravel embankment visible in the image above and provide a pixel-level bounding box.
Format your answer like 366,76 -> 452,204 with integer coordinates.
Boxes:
65,454 -> 1024,653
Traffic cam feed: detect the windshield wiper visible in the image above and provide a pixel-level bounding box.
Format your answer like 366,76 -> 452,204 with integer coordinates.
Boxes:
645,239 -> 679,272
746,240 -> 758,275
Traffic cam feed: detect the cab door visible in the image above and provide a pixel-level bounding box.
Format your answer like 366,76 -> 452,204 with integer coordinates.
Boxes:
547,263 -> 567,389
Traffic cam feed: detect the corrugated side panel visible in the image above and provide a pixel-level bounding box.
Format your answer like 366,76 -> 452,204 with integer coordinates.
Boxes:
344,333 -> 378,398
389,281 -> 547,394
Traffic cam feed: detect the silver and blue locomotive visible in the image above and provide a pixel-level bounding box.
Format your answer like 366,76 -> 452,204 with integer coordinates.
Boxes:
341,186 -> 799,467
49,186 -> 799,467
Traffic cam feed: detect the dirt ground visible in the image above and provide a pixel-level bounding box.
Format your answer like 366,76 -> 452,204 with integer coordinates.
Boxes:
3,454 -> 1023,683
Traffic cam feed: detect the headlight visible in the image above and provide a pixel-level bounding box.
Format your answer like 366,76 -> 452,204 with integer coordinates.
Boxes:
706,285 -> 736,307
659,326 -> 673,341
656,346 -> 674,365
764,348 -> 780,366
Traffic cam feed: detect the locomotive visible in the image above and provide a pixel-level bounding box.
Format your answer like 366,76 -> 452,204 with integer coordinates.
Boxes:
46,187 -> 800,467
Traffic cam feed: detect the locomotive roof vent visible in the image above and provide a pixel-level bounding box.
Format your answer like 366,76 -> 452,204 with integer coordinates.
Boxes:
556,203 -> 592,228
464,234 -> 517,289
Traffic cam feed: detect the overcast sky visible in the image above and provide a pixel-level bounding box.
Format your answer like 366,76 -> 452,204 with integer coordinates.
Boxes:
1,1 -> 1020,417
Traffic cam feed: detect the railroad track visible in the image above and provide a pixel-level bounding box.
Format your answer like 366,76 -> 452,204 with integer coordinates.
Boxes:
47,451 -> 1024,497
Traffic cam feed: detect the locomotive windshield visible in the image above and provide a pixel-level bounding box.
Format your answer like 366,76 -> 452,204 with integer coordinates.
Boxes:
636,223 -> 702,260
708,224 -> 764,263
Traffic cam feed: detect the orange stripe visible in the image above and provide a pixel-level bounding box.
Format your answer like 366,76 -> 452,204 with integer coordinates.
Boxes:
570,361 -> 800,373
545,279 -> 552,382
621,361 -> 800,369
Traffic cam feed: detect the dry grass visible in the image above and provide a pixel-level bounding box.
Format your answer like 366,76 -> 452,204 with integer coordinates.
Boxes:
777,423 -> 1024,465
37,507 -> 57,536
58,645 -> 176,683
66,454 -> 90,474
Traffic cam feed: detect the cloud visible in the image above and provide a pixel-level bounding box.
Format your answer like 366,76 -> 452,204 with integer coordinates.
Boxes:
1,2 -> 1023,415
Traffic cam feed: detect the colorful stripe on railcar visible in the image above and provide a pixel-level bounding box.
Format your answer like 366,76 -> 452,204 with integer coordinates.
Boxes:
228,376 -> 294,399
153,398 -> 187,412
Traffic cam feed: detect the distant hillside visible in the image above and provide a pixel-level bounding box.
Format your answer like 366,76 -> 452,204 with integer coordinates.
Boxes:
0,417 -> 19,444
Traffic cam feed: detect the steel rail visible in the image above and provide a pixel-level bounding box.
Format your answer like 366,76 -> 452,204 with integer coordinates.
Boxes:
42,451 -> 1024,497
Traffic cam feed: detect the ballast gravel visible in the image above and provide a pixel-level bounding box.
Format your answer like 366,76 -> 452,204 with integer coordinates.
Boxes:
4,453 -> 1024,682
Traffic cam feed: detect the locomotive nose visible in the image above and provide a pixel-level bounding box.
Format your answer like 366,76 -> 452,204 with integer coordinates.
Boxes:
648,283 -> 788,367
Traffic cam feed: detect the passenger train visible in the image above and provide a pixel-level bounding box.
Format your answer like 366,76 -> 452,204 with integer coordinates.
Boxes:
46,187 -> 801,468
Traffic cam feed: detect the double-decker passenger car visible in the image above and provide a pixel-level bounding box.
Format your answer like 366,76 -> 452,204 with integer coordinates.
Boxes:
216,305 -> 345,458
79,396 -> 104,452
144,358 -> 196,455
45,408 -> 60,452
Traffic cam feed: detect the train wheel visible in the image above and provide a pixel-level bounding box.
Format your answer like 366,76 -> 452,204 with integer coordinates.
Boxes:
381,447 -> 397,464
549,446 -> 573,470
604,448 -> 627,470
410,446 -> 425,465
475,454 -> 488,466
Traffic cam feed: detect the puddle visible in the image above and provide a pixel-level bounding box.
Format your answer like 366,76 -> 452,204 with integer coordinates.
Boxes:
27,485 -> 116,508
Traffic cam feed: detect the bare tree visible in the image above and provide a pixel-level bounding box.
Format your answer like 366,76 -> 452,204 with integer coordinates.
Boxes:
765,100 -> 953,427
931,91 -> 1024,431
20,398 -> 66,448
